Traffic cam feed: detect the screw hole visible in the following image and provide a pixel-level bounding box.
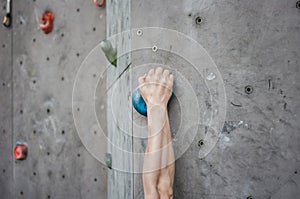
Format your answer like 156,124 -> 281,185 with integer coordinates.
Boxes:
61,130 -> 65,135
47,108 -> 50,114
188,13 -> 192,17
245,85 -> 253,94
48,195 -> 51,199
296,1 -> 300,9
76,8 -> 80,12
198,139 -> 204,147
20,191 -> 23,195
32,80 -> 36,84
33,172 -> 36,176
47,152 -> 50,156
76,53 -> 80,57
20,21 -> 23,25
247,196 -> 253,199
93,27 -> 96,31
195,16 -> 203,25
46,57 -> 50,61
62,174 -> 65,179
94,178 -> 97,182
295,171 -> 298,174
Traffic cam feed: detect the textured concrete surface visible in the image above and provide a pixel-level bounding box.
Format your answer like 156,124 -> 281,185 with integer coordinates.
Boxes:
0,0 -> 300,199
131,0 -> 300,199
0,0 -> 107,198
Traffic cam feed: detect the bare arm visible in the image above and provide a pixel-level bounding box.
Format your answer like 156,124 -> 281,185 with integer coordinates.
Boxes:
139,67 -> 175,199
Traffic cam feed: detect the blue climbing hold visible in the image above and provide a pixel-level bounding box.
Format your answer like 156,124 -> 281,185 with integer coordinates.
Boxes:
132,89 -> 174,116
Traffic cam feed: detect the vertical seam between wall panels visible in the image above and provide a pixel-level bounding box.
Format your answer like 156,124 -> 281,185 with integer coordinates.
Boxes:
10,0 -> 14,197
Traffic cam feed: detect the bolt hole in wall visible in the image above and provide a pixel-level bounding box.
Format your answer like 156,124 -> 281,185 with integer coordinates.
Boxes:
195,16 -> 203,25
297,1 -> 300,9
245,85 -> 254,94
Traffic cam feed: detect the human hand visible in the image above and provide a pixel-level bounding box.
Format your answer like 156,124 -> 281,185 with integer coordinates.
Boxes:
138,67 -> 174,108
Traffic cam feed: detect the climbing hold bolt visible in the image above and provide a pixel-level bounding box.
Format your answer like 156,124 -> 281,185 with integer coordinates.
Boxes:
100,39 -> 117,67
132,89 -> 173,116
94,0 -> 105,7
2,0 -> 11,28
14,143 -> 28,160
244,85 -> 253,94
105,153 -> 112,169
39,11 -> 55,34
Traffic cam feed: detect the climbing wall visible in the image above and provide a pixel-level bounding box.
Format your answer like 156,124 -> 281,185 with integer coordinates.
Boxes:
0,0 -> 108,198
1,0 -> 300,199
131,0 -> 300,199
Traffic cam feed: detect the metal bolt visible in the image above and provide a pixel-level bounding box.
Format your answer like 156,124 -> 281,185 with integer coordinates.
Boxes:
244,85 -> 253,94
137,29 -> 143,36
152,45 -> 158,52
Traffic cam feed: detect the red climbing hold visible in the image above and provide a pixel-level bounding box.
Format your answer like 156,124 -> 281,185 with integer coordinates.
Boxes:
94,0 -> 105,7
13,143 -> 28,160
39,11 -> 55,34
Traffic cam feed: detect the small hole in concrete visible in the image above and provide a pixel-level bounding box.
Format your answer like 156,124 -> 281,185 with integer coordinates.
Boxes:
47,108 -> 50,114
94,131 -> 97,134
3,169 -> 5,173
47,152 -> 50,156
33,172 -> 36,176
195,16 -> 203,25
33,130 -> 36,134
295,171 -> 298,174
2,44 -> 5,48
20,21 -> 23,25
62,174 -> 65,179
61,33 -> 64,37
3,129 -> 5,134
33,80 -> 36,84
77,107 -> 80,111
77,8 -> 80,12
33,38 -> 36,42
20,110 -> 23,114
94,178 -> 97,182
46,57 -> 50,61
61,130 -> 65,135
20,191 -> 23,195
77,153 -> 80,157
20,61 -> 23,65
2,82 -> 6,86
3,5 -> 6,10
188,13 -> 192,17
247,196 -> 253,199
61,76 -> 64,81
93,74 -> 97,78
93,27 -> 96,31
76,53 -> 80,57
48,195 -> 51,199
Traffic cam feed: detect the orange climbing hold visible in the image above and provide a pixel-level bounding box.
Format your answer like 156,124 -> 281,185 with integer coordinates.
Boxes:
14,144 -> 28,160
94,0 -> 105,7
39,11 -> 55,34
